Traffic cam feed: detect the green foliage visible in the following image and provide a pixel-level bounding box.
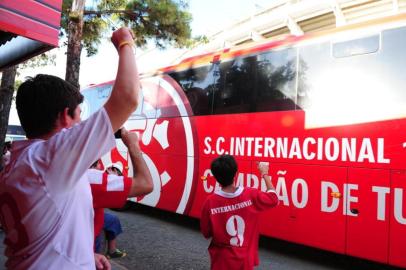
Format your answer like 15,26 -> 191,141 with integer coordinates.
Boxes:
81,0 -> 126,56
82,17 -> 108,56
14,80 -> 22,91
61,0 -> 192,55
122,0 -> 192,48
184,35 -> 209,48
61,0 -> 73,31
14,53 -> 56,89
20,53 -> 56,70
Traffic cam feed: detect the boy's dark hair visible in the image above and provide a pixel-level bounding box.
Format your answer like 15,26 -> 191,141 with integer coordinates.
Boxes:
110,166 -> 123,176
210,155 -> 238,187
90,160 -> 100,169
16,74 -> 84,138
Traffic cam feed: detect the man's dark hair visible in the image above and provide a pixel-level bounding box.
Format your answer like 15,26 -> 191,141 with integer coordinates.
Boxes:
16,74 -> 84,138
210,155 -> 238,187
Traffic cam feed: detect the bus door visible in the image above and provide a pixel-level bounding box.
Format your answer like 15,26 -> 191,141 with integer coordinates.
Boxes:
260,163 -> 347,253
389,170 -> 406,268
346,168 -> 390,264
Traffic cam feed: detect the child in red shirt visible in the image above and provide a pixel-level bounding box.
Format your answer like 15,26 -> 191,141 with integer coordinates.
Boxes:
200,155 -> 279,270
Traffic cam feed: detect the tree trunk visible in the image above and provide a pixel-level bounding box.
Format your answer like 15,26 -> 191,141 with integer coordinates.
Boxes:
65,0 -> 86,89
0,66 -> 17,153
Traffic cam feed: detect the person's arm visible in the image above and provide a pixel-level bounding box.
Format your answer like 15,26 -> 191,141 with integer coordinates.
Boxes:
253,161 -> 279,210
200,199 -> 212,239
94,253 -> 111,270
104,27 -> 139,132
258,162 -> 275,191
121,128 -> 153,196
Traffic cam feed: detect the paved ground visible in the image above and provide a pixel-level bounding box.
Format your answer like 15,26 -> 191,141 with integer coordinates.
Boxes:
105,203 -> 403,270
1,202 -> 404,270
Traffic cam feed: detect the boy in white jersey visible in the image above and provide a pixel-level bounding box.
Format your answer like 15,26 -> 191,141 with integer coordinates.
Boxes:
0,27 -> 144,270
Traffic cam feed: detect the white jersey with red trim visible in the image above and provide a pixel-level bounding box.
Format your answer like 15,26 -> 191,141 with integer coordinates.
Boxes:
200,186 -> 279,270
86,169 -> 132,237
87,169 -> 132,210
0,108 -> 115,270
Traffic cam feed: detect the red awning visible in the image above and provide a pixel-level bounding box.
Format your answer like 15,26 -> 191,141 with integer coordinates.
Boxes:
0,0 -> 62,71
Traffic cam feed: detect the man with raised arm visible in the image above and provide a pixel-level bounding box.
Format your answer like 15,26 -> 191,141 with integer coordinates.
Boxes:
0,28 -> 147,270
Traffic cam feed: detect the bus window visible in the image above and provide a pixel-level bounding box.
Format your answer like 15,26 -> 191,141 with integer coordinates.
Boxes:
81,83 -> 113,120
169,65 -> 216,116
377,26 -> 406,119
97,85 -> 112,99
297,41 -> 329,118
212,56 -> 257,114
129,87 -> 145,120
297,26 -> 406,128
332,34 -> 380,58
256,48 -> 297,112
5,125 -> 25,141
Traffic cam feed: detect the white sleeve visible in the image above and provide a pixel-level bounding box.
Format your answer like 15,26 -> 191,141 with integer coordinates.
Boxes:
32,108 -> 116,193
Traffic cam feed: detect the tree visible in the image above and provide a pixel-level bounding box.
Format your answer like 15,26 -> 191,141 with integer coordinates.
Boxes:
65,0 -> 86,88
0,0 -> 192,161
62,0 -> 192,87
0,66 -> 17,155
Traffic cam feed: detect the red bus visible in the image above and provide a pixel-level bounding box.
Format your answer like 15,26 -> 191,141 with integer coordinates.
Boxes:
81,13 -> 406,268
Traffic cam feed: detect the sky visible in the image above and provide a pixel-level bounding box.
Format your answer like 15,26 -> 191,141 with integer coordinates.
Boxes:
10,0 -> 273,125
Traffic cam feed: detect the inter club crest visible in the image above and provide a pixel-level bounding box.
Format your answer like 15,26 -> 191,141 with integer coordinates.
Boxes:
107,75 -> 198,215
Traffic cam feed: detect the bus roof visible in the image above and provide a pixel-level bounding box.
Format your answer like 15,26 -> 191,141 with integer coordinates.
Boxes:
155,12 -> 406,75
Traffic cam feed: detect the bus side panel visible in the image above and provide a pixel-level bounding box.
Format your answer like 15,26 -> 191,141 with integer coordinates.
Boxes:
134,152 -> 195,213
188,111 -> 304,216
259,164 -> 346,254
346,168 -> 390,264
389,170 -> 406,268
123,76 -> 200,215
129,116 -> 197,215
189,156 -> 215,218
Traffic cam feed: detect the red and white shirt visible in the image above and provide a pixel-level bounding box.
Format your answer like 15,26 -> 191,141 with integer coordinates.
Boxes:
86,169 -> 132,238
200,186 -> 279,270
0,108 -> 115,270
